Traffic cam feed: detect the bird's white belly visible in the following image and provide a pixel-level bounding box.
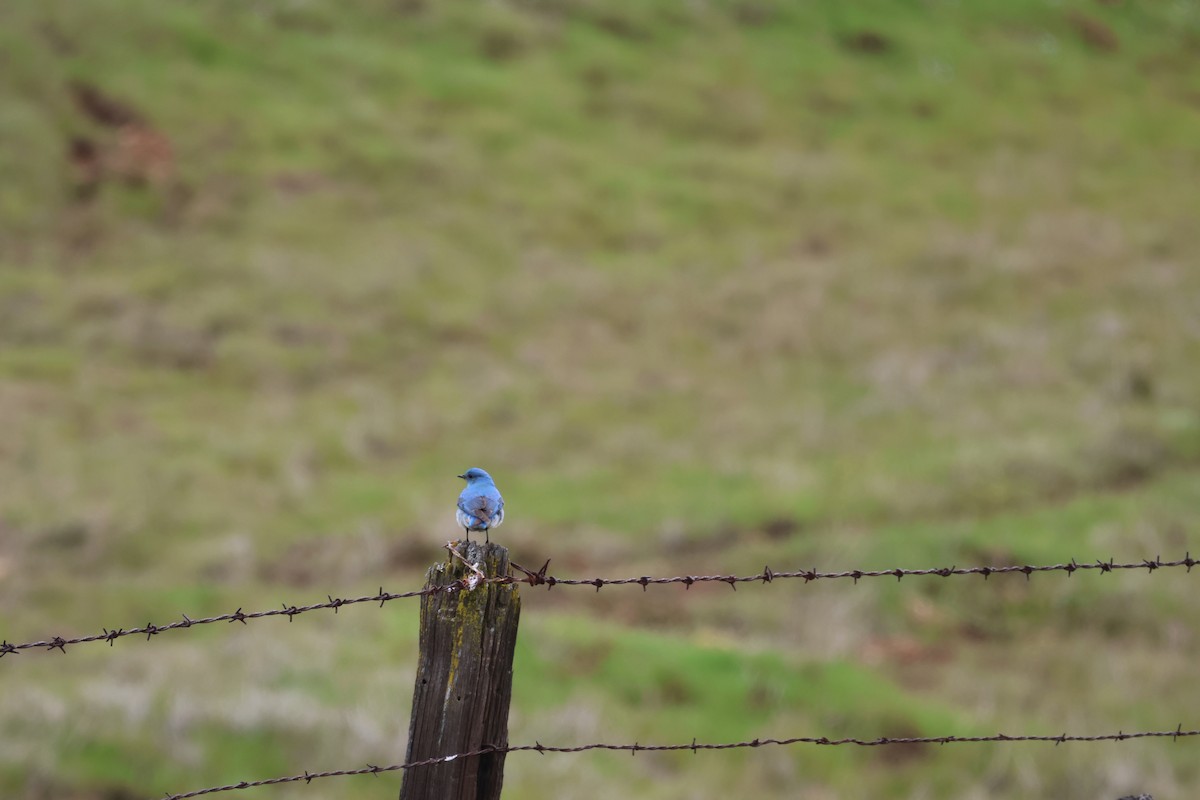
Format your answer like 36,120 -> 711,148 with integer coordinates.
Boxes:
457,508 -> 504,530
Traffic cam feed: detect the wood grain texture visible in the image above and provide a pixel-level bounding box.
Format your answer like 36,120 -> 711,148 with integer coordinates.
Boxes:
399,541 -> 521,800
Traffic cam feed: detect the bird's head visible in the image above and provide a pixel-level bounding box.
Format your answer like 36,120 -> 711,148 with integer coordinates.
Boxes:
457,467 -> 494,484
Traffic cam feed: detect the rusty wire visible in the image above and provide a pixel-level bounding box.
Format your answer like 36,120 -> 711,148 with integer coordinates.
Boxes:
0,585 -> 443,657
161,726 -> 1200,799
2,553 -> 1194,659
509,552 -> 1197,591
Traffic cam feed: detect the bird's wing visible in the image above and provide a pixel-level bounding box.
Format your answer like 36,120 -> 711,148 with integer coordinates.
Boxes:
459,492 -> 500,522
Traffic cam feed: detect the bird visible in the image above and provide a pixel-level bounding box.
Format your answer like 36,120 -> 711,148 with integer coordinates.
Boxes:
456,467 -> 505,543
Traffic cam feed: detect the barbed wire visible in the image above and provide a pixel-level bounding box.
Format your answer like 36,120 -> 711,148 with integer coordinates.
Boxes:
2,553 -> 1193,659
0,543 -> 501,657
0,584 -> 450,657
509,552 -> 1197,591
162,726 -> 1200,799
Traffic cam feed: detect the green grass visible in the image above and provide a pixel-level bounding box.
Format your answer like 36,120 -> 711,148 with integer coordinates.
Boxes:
2,0 -> 1199,797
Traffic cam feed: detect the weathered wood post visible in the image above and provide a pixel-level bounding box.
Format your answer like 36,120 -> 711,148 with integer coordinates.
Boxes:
399,540 -> 520,800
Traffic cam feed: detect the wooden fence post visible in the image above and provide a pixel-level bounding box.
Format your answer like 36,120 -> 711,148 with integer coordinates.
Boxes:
399,540 -> 521,800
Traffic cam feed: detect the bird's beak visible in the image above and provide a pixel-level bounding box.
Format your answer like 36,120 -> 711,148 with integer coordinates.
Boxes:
456,473 -> 467,480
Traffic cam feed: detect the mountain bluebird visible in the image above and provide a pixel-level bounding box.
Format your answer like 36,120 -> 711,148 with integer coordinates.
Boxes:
456,467 -> 505,543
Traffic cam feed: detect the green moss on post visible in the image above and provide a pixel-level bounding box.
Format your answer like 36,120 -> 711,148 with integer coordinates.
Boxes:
399,541 -> 521,800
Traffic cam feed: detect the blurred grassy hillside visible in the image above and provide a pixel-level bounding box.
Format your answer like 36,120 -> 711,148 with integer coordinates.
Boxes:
1,1 -> 1199,798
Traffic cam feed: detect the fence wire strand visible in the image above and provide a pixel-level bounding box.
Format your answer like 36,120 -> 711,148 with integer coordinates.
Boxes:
509,552 -> 1197,591
162,726 -> 1200,799
2,553 -> 1194,659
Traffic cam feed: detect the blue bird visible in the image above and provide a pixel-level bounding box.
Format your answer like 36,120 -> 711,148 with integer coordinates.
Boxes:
456,467 -> 505,543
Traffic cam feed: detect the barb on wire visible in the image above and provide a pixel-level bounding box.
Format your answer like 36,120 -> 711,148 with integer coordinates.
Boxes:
162,726 -> 1200,799
3,553 -> 1194,660
446,543 -> 487,588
